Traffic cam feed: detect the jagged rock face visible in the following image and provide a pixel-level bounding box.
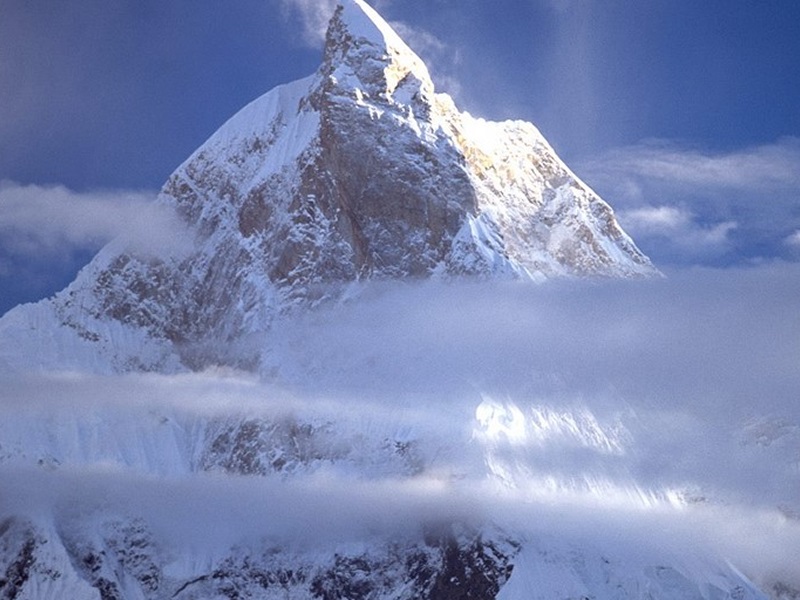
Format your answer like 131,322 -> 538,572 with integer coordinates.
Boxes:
0,517 -> 99,600
169,526 -> 518,600
0,514 -> 518,600
0,0 -> 656,373
306,2 -> 478,279
199,415 -> 427,478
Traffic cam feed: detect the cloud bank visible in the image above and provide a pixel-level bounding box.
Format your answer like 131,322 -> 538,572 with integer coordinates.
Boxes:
1,265 -> 799,588
0,181 -> 190,256
0,181 -> 193,314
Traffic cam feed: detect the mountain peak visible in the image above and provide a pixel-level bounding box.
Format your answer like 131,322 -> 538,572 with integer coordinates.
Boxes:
0,0 -> 657,374
322,0 -> 434,99
334,0 -> 407,50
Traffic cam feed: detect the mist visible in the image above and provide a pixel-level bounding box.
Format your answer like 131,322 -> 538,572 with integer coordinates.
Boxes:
1,262 -> 798,588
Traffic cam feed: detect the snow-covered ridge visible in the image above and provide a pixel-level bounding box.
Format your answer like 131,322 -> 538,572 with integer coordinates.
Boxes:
173,75 -> 320,191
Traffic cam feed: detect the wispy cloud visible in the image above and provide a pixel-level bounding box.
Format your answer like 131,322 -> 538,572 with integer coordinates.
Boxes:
0,180 -> 189,258
278,0 -> 339,46
786,230 -> 800,249
587,138 -> 800,191
618,205 -> 737,259
388,20 -> 463,98
578,138 -> 800,265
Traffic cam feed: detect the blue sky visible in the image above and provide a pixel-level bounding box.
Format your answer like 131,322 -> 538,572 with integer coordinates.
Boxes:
1,0 -> 799,314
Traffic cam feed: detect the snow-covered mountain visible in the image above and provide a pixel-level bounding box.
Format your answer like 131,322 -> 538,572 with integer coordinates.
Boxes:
2,2 -> 797,600
0,0 -> 655,374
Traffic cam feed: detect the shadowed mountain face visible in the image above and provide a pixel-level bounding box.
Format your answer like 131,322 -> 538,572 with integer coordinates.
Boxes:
0,0 -> 654,374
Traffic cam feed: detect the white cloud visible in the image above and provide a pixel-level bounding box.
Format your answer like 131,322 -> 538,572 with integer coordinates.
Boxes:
0,180 -> 190,258
620,205 -> 690,231
577,138 -> 800,264
597,138 -> 800,190
581,137 -> 800,200
786,230 -> 800,249
618,205 -> 737,256
278,0 -> 339,46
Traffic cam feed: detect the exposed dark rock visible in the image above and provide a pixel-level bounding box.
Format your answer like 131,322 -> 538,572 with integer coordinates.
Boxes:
0,537 -> 35,600
773,581 -> 800,600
